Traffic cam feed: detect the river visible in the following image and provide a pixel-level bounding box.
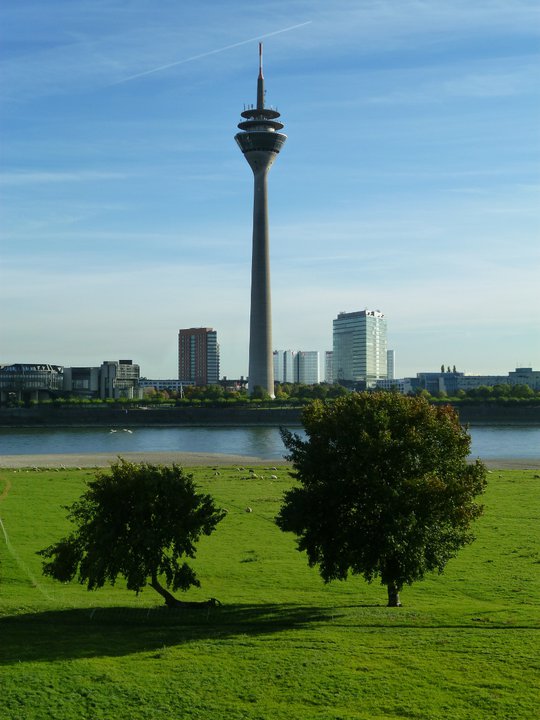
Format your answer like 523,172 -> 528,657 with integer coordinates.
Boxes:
0,425 -> 539,461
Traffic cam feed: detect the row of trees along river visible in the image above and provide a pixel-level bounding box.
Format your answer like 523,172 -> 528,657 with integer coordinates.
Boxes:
1,383 -> 540,427
2,380 -> 540,407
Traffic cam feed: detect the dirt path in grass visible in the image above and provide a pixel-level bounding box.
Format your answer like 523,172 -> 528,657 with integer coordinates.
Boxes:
0,477 -> 12,502
0,476 -> 56,600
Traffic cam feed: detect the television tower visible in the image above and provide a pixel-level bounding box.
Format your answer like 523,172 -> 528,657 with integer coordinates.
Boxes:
235,43 -> 287,397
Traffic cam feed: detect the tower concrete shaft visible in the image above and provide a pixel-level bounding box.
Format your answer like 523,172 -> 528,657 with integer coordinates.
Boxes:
235,43 -> 286,397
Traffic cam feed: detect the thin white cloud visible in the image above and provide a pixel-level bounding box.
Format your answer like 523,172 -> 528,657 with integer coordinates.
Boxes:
112,21 -> 312,85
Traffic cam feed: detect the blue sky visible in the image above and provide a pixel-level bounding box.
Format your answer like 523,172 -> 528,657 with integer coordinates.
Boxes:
1,0 -> 539,380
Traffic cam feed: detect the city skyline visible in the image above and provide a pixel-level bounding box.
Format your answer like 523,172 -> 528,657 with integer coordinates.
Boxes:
1,1 -> 539,379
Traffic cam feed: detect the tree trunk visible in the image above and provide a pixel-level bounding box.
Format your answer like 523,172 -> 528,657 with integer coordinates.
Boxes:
150,575 -> 184,608
149,575 -> 221,609
387,582 -> 402,607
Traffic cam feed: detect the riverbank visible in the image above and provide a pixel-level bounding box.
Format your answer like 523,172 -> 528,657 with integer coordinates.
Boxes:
0,451 -> 278,468
0,406 -> 303,428
1,451 -> 539,470
1,402 -> 540,427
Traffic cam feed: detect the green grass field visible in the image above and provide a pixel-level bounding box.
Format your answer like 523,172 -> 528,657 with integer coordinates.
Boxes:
1,463 -> 539,720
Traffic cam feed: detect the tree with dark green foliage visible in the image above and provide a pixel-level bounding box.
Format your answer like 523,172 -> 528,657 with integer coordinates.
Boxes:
510,383 -> 534,398
327,383 -> 349,398
38,459 -> 225,608
276,392 -> 487,607
251,385 -> 272,400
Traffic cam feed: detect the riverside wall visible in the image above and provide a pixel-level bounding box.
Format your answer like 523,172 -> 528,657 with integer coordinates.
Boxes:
0,403 -> 540,427
0,406 -> 303,428
451,403 -> 540,424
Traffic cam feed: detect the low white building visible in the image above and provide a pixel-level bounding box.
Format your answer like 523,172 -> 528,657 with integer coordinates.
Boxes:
508,367 -> 540,390
375,378 -> 413,394
139,379 -> 194,393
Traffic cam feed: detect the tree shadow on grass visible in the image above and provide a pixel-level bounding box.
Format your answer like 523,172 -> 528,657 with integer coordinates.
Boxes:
0,603 -> 334,666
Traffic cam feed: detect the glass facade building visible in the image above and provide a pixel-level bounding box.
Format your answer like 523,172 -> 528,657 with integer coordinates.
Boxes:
333,310 -> 388,387
295,351 -> 320,385
324,351 -> 333,384
387,350 -> 395,381
273,350 -> 297,383
0,363 -> 63,402
274,350 -> 320,385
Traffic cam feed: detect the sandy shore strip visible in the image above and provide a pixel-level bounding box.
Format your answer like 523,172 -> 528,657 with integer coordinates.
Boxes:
0,451 -> 287,469
481,458 -> 540,470
0,452 -> 539,470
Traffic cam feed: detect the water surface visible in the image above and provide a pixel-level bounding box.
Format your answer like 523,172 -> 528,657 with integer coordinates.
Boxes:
0,425 -> 539,460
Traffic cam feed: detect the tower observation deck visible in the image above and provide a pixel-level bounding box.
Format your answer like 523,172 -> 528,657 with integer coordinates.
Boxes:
235,43 -> 287,397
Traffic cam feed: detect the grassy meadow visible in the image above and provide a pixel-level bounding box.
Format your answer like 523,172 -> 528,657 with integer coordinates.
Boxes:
0,463 -> 539,719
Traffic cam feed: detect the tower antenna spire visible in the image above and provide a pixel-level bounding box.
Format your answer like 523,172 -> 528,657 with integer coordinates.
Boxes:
257,42 -> 264,109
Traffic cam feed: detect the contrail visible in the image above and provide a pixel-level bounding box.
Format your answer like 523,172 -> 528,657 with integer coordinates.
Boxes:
113,21 -> 312,85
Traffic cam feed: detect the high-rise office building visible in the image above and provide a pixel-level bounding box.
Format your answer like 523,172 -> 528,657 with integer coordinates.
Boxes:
296,351 -> 320,385
273,350 -> 296,383
273,350 -> 283,382
324,351 -> 333,384
274,350 -> 320,384
333,310 -> 387,387
235,44 -> 286,397
387,350 -> 395,380
178,328 -> 219,386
